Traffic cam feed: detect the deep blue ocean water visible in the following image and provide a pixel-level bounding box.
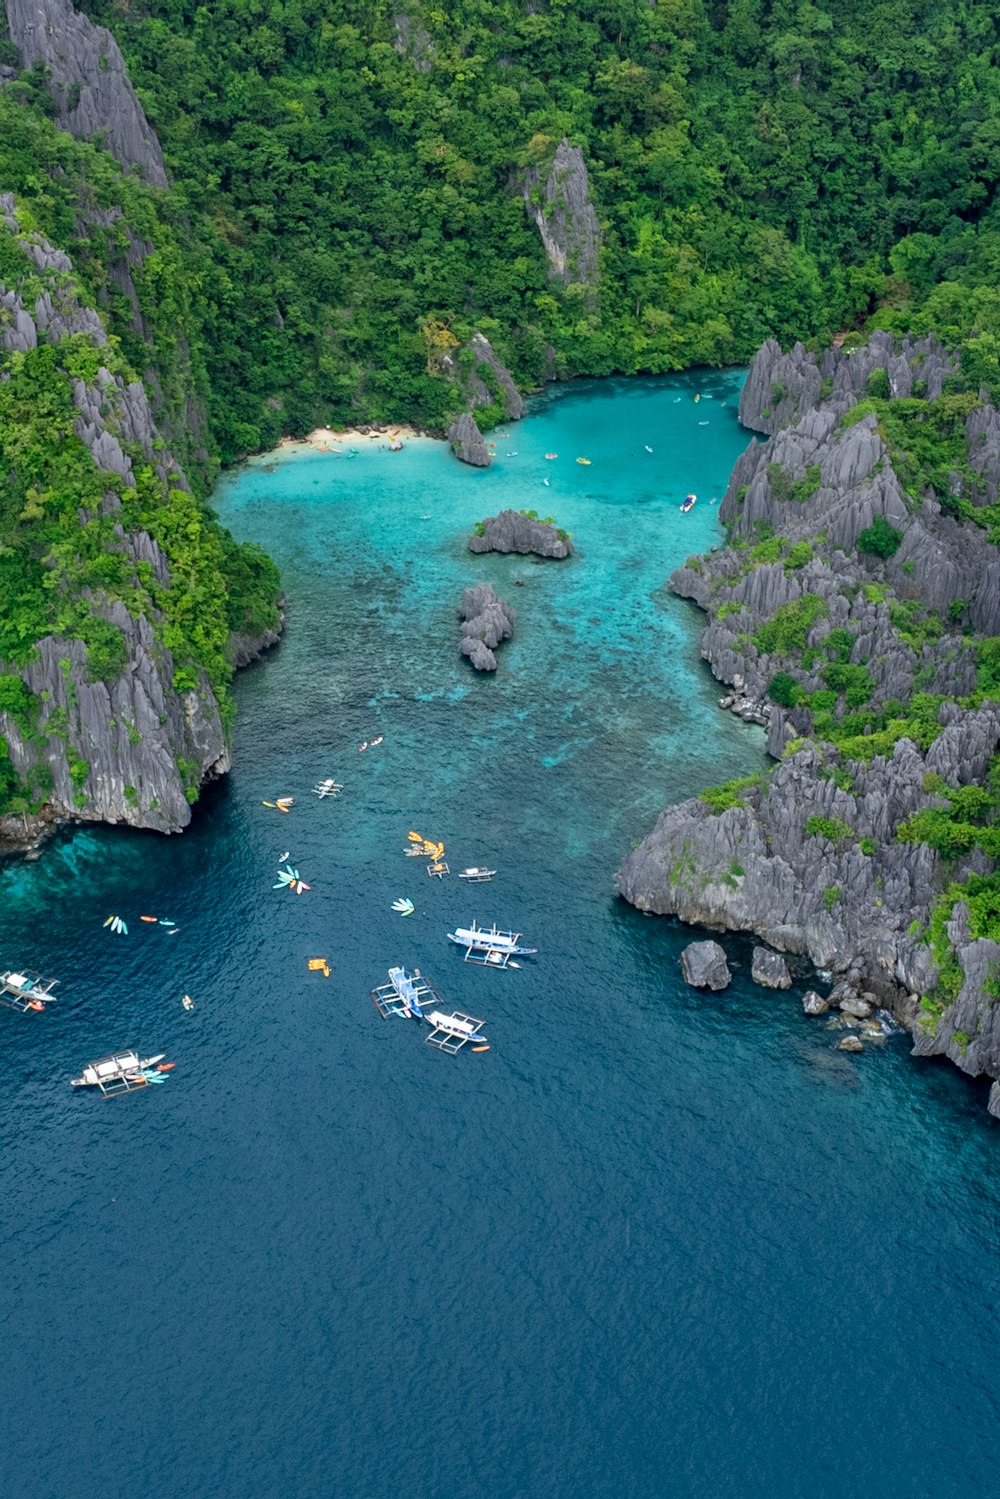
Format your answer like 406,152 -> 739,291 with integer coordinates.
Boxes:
2,372 -> 998,1499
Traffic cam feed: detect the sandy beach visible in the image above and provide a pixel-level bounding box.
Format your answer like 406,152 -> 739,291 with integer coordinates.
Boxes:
281,424 -> 429,451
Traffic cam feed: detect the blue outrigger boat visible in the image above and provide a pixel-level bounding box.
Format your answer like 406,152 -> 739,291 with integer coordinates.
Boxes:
447,922 -> 537,969
371,965 -> 440,1019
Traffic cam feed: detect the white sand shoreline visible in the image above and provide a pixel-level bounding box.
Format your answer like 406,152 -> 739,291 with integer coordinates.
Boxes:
280,424 -> 438,451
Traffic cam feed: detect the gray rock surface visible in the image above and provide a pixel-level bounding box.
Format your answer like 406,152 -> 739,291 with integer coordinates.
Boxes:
618,332 -> 1000,1106
2,629 -> 228,833
0,200 -> 277,831
521,139 -> 601,289
441,332 -> 525,424
751,947 -> 792,989
459,584 -> 515,672
4,0 -> 168,186
837,1036 -> 864,1053
739,331 -> 957,436
448,412 -> 490,467
680,940 -> 731,991
392,12 -> 435,71
802,990 -> 830,1015
468,509 -> 572,559
228,599 -> 287,670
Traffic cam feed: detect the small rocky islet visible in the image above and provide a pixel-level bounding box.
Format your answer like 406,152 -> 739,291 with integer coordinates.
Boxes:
458,510 -> 572,671
622,332 -> 1000,1116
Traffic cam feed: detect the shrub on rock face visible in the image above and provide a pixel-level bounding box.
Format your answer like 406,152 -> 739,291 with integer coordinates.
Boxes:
857,514 -> 903,558
768,671 -> 800,708
867,367 -> 891,399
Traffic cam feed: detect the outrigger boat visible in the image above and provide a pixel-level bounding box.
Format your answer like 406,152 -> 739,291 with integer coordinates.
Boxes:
0,969 -> 59,1013
371,965 -> 441,1020
457,867 -> 497,883
447,922 -> 537,969
424,1010 -> 489,1054
70,1051 -> 170,1097
312,778 -> 343,798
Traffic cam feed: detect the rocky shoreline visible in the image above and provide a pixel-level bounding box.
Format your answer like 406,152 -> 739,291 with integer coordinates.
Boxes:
617,334 -> 1000,1116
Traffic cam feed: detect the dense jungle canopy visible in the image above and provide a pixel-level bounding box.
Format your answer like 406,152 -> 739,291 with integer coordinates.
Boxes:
21,0 -> 1000,459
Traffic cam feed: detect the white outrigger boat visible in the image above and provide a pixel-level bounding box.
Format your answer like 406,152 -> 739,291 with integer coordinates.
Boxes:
447,921 -> 537,969
70,1051 -> 169,1097
312,778 -> 343,798
424,1010 -> 489,1054
0,969 -> 59,1013
457,867 -> 497,883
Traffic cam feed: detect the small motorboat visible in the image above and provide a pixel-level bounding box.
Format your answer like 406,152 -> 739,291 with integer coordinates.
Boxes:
680,493 -> 697,513
457,867 -> 497,883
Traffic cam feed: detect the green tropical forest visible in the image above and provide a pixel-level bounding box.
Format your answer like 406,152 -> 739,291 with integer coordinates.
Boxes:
1,0 -> 1000,993
41,0 -> 1000,459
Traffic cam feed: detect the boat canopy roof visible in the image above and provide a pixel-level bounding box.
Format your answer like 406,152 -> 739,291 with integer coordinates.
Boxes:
92,1052 -> 141,1076
452,927 -> 516,948
6,973 -> 28,989
426,1011 -> 479,1037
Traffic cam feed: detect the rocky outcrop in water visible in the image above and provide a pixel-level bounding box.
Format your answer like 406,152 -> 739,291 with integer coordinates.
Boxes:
520,139 -> 601,290
617,334 -> 1000,1108
680,941 -> 731,990
443,333 -> 525,467
752,948 -> 792,989
459,584 -> 515,672
448,411 -> 490,467
469,509 -> 572,559
4,0 -> 168,186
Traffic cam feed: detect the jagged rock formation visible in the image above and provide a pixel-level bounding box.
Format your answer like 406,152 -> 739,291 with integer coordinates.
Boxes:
739,331 -> 957,437
392,12 -> 435,72
448,411 -> 490,467
680,940 -> 731,990
459,583 -> 514,672
0,197 -> 278,836
4,0 -> 168,186
751,948 -> 792,989
469,509 -> 572,559
443,333 -> 525,467
441,333 -> 525,424
4,627 -> 228,832
229,603 -> 286,670
617,334 -> 1000,1108
521,139 -> 601,289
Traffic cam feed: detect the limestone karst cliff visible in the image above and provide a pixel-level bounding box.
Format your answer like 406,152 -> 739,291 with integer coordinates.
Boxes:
4,0 -> 167,186
617,335 -> 1000,1110
0,195 -> 280,838
520,139 -> 602,293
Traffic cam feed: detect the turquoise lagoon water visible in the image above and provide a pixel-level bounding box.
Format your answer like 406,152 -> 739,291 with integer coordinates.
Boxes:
2,372 -> 997,1499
